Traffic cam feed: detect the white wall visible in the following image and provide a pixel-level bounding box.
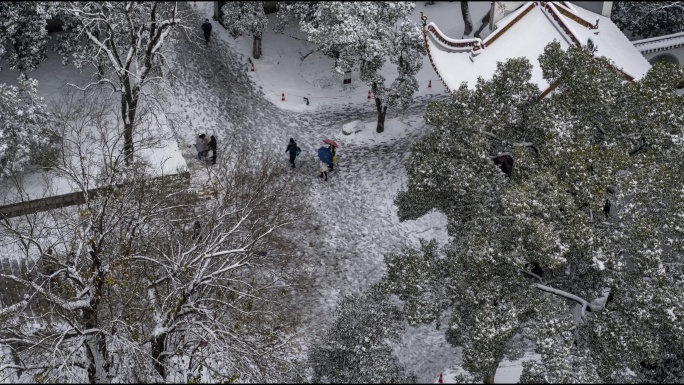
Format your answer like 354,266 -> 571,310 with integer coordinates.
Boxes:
642,46 -> 684,67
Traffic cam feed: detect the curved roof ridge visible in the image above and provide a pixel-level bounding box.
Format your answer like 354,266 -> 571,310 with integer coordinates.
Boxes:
552,1 -> 599,29
426,21 -> 482,51
481,2 -> 537,48
543,2 -> 583,46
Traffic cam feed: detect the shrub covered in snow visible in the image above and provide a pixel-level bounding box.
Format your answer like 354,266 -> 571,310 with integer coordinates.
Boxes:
0,75 -> 52,176
309,285 -> 416,384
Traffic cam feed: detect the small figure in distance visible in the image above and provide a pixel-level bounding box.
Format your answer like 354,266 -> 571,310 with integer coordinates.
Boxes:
202,19 -> 212,45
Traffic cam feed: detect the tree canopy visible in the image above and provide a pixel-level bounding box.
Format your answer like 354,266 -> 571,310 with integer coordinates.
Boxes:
611,1 -> 684,39
387,41 -> 684,383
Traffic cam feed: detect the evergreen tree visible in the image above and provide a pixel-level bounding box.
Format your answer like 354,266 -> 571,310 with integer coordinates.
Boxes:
385,41 -> 684,383
611,1 -> 684,38
0,1 -> 55,73
221,2 -> 268,59
0,75 -> 52,176
309,285 -> 416,383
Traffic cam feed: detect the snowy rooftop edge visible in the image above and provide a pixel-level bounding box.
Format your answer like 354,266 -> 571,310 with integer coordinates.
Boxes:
632,31 -> 684,53
423,1 -> 651,92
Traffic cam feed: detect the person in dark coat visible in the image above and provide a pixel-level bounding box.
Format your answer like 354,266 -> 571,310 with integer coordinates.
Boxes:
603,199 -> 611,218
208,135 -> 217,165
285,138 -> 298,168
202,19 -> 212,45
192,220 -> 202,241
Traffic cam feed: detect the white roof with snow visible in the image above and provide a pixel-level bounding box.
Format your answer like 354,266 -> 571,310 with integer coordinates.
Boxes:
423,1 -> 651,94
632,31 -> 684,54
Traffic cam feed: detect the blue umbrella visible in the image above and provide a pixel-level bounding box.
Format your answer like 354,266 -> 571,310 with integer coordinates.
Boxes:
318,147 -> 332,164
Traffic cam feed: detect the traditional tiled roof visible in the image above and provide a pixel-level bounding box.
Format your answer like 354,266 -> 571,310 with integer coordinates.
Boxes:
632,32 -> 684,54
421,1 -> 650,98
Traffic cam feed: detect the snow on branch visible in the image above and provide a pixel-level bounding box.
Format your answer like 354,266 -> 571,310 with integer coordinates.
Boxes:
534,283 -> 611,321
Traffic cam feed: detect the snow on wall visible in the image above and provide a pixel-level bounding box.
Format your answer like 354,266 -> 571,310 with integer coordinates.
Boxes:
633,32 -> 684,70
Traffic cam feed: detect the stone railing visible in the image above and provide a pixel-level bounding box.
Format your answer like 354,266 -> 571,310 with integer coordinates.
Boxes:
0,172 -> 190,219
426,23 -> 481,50
421,12 -> 452,92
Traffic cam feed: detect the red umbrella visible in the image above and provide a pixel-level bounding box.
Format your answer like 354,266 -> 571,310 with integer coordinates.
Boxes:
323,139 -> 338,148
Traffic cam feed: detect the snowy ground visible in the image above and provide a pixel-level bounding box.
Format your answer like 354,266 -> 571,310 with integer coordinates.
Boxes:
0,1 -> 548,383
178,2 -> 524,383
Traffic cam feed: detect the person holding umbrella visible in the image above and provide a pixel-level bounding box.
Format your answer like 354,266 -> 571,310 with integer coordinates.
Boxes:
323,139 -> 338,172
317,145 -> 333,181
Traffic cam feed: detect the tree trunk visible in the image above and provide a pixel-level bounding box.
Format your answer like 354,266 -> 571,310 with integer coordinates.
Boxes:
151,334 -> 167,379
124,121 -> 134,165
9,342 -> 22,378
375,98 -> 387,133
121,93 -> 137,165
484,370 -> 496,384
253,35 -> 262,59
82,248 -> 110,382
461,1 -> 473,36
474,3 -> 492,38
483,355 -> 501,383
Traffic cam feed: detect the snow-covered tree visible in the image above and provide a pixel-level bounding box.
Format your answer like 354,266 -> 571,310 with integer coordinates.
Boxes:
221,2 -> 268,59
55,1 -> 188,165
309,285 -> 416,383
611,1 -> 684,38
278,2 -> 425,133
0,2 -> 55,73
0,91 -> 307,383
385,42 -> 684,383
0,75 -> 52,176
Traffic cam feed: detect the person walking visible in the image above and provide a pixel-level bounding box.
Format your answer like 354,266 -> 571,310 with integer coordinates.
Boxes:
208,135 -> 217,165
328,145 -> 336,172
196,134 -> 208,160
285,138 -> 298,168
202,19 -> 212,45
319,161 -> 329,181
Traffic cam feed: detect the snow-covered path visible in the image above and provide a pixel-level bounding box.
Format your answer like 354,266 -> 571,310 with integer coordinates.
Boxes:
167,4 -> 457,381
